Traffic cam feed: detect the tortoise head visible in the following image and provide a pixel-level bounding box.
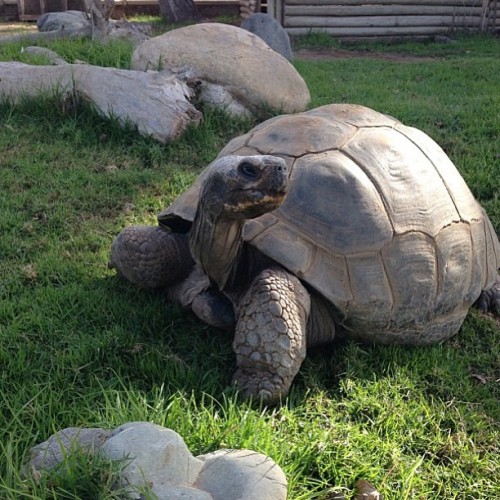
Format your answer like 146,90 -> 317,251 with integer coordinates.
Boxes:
200,155 -> 289,220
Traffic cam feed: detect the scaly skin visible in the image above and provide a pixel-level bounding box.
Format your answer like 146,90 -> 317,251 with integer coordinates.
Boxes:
232,267 -> 310,405
109,225 -> 193,289
475,274 -> 500,316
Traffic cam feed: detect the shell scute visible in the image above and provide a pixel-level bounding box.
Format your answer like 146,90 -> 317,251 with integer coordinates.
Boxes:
380,232 -> 438,327
394,124 -> 484,223
341,126 -> 460,237
246,115 -> 356,157
434,223 -> 473,315
267,151 -> 393,254
345,252 -> 393,328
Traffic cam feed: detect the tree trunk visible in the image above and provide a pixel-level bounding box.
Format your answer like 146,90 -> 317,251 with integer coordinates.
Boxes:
158,0 -> 200,23
0,62 -> 202,143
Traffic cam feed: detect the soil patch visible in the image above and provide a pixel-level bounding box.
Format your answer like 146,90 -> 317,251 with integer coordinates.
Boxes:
0,22 -> 37,36
295,47 -> 439,63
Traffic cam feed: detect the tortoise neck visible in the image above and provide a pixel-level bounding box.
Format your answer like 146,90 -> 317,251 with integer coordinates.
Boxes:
189,208 -> 244,291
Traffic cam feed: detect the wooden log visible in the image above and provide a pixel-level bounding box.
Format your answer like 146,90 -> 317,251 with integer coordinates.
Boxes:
480,0 -> 491,30
285,25 -> 452,35
285,15 -> 486,27
0,62 -> 202,143
284,5 -> 485,16
284,0 -> 483,6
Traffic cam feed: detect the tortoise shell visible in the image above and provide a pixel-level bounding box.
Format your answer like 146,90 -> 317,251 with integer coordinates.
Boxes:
160,104 -> 499,343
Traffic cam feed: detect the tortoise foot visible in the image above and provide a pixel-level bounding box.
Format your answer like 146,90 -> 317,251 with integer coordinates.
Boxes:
475,275 -> 500,316
232,369 -> 289,405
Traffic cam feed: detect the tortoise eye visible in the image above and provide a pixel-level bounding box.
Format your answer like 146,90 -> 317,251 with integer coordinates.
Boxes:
238,161 -> 260,180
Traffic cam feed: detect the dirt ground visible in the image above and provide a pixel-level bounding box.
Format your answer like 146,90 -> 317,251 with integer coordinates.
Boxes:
0,22 -> 37,35
294,47 -> 438,63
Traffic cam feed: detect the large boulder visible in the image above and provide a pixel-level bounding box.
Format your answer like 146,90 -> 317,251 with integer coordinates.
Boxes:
37,11 -> 90,32
131,23 -> 310,118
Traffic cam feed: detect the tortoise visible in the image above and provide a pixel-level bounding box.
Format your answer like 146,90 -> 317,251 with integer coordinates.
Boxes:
109,104 -> 500,404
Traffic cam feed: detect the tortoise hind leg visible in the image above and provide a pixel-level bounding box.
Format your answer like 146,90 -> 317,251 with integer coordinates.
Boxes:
232,267 -> 310,405
475,274 -> 500,316
109,225 -> 194,289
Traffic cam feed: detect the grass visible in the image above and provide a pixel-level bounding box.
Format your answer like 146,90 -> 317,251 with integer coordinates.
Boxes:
0,32 -> 499,499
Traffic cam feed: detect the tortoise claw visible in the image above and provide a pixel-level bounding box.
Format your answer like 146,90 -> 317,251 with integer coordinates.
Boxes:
232,369 -> 285,406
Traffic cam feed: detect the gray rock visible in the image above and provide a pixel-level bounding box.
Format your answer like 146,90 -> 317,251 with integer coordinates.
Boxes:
199,82 -> 253,119
196,449 -> 288,500
150,484 -> 213,500
354,479 -> 383,500
25,427 -> 111,474
131,23 -> 310,119
24,423 -> 288,499
107,20 -> 151,47
241,13 -> 293,61
37,11 -> 90,32
100,422 -> 205,498
23,46 -> 68,65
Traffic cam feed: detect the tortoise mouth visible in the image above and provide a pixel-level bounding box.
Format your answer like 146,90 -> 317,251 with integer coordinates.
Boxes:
224,189 -> 286,217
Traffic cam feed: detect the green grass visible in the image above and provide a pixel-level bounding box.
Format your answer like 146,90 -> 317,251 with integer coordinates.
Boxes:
0,34 -> 499,498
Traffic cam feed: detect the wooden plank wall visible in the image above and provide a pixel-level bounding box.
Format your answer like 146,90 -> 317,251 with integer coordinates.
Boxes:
267,0 -> 500,40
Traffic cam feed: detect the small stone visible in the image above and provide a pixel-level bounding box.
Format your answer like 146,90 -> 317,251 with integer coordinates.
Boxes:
354,479 -> 383,500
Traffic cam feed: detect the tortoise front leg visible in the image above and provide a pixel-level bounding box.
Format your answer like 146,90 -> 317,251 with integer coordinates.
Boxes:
232,267 -> 311,405
109,225 -> 194,289
475,274 -> 500,316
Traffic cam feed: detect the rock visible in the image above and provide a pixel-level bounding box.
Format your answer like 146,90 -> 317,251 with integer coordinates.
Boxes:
24,422 -> 288,499
37,11 -> 90,32
241,13 -> 293,61
354,479 -> 383,500
196,449 -> 288,500
131,23 -> 310,118
99,422 -> 205,499
23,46 -> 68,65
25,427 -> 111,474
107,20 -> 151,47
198,82 -> 253,119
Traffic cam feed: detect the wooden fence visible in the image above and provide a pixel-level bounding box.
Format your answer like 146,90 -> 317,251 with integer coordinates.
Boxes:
266,0 -> 500,40
1,0 -> 239,22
